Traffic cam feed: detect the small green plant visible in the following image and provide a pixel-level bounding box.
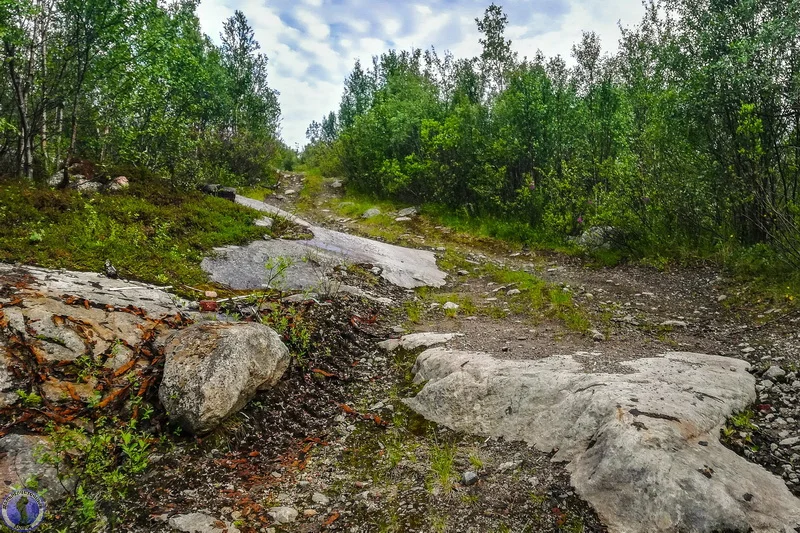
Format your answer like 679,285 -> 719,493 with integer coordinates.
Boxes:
730,410 -> 757,431
260,304 -> 313,362
16,389 -> 43,407
264,256 -> 293,291
428,442 -> 456,493
404,300 -> 425,324
431,514 -> 448,532
460,493 -> 479,505
74,355 -> 100,383
28,229 -> 44,243
468,452 -> 484,470
37,416 -> 152,528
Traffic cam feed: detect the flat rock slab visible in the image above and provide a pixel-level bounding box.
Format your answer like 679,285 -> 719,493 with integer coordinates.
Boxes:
0,263 -> 182,408
201,196 -> 447,290
378,332 -> 464,352
0,263 -> 177,316
405,349 -> 800,533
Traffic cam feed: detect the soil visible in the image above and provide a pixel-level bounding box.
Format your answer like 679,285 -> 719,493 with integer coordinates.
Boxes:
54,172 -> 800,532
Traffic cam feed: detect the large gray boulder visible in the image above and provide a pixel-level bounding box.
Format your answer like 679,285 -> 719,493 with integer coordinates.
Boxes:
159,322 -> 290,434
405,349 -> 800,533
574,226 -> 619,251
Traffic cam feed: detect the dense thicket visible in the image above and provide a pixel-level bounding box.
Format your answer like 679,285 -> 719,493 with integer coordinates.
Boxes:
0,0 -> 284,187
306,1 -> 800,266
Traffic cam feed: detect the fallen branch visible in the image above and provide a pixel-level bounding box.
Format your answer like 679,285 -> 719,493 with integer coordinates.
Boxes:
106,286 -> 173,292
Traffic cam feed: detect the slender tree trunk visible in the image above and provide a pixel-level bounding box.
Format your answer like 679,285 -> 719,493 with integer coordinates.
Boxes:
55,104 -> 63,166
5,44 -> 34,180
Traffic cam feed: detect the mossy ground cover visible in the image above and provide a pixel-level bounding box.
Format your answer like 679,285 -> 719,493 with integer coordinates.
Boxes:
0,178 -> 269,290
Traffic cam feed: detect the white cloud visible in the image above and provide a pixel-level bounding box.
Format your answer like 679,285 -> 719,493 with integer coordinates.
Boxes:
295,9 -> 330,40
196,0 -> 645,147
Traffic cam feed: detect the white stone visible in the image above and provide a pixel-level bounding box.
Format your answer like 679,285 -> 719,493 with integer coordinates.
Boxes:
169,513 -> 240,533
765,366 -> 786,381
268,507 -> 298,524
311,492 -> 330,506
255,217 -> 274,228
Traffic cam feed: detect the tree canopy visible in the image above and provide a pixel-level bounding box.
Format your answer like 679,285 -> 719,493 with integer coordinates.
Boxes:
305,1 -> 800,267
0,0 -> 284,187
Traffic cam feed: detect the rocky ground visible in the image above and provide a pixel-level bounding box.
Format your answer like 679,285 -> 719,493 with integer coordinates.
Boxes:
2,171 -> 798,532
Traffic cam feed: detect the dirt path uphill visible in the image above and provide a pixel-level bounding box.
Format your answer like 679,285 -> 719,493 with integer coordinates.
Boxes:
122,172 -> 800,533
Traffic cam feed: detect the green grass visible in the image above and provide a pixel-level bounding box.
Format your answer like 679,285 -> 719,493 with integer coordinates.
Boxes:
479,264 -> 590,331
297,169 -> 323,210
0,178 -> 269,290
422,203 -> 555,247
428,442 -> 457,493
237,186 -> 274,201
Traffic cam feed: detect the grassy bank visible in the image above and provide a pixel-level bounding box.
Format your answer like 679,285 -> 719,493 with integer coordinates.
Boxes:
0,178 -> 268,289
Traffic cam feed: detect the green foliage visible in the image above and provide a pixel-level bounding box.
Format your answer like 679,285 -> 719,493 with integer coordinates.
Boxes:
16,389 -> 42,407
1,2 -> 281,188
0,179 -> 268,288
263,256 -> 293,291
305,1 -> 800,272
37,417 -> 152,529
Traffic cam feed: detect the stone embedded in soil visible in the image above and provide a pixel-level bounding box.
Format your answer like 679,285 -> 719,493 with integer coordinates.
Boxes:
168,512 -> 240,533
661,320 -> 688,328
765,365 -> 787,381
462,471 -> 478,486
268,506 -> 298,524
405,348 -> 800,533
780,436 -> 800,447
362,207 -> 381,219
255,216 -> 274,228
312,492 -> 330,506
159,322 -> 289,434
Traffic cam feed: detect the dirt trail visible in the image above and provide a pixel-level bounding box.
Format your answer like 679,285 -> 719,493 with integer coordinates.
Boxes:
122,172 -> 799,533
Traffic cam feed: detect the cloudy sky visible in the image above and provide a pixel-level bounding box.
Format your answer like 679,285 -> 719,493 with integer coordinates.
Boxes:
196,0 -> 645,148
